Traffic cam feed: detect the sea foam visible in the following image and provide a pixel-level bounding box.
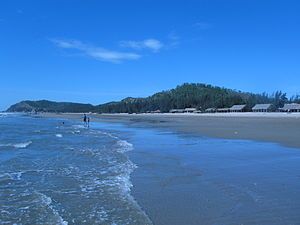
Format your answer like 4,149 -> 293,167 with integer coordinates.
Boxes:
116,140 -> 134,153
0,141 -> 32,149
38,192 -> 68,225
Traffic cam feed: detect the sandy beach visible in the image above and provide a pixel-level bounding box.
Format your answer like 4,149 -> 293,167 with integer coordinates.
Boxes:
36,112 -> 300,224
40,112 -> 300,149
25,112 -> 300,224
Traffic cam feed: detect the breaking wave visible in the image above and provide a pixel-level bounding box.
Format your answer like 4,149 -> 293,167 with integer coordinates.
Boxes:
0,141 -> 32,149
37,192 -> 69,225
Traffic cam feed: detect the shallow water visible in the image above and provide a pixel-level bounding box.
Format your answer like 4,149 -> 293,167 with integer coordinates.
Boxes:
128,127 -> 300,225
0,114 -> 151,225
1,114 -> 300,225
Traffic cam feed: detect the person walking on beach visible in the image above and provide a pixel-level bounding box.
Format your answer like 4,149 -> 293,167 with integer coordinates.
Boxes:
83,114 -> 87,127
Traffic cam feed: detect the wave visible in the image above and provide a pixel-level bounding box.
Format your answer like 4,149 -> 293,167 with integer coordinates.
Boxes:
38,192 -> 68,225
116,140 -> 134,153
56,134 -> 63,138
0,171 -> 24,181
96,130 -> 134,152
97,130 -> 119,139
0,113 -> 7,118
0,141 -> 32,149
14,141 -> 33,148
72,124 -> 85,129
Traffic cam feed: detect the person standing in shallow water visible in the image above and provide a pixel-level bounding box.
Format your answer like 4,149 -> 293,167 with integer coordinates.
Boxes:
87,117 -> 90,128
83,114 -> 87,127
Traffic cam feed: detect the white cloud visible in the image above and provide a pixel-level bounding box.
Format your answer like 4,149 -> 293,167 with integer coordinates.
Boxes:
51,39 -> 141,63
120,39 -> 164,52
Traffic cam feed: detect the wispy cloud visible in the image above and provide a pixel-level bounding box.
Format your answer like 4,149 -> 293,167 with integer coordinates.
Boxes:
51,39 -> 141,63
167,31 -> 180,48
120,39 -> 164,52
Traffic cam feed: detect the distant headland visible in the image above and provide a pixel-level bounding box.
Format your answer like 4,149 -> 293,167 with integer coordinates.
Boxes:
6,83 -> 300,113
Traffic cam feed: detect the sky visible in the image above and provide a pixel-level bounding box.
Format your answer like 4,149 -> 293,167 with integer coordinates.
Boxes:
1,0 -> 300,110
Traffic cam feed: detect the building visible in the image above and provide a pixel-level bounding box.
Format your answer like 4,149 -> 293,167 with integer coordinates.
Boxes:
205,108 -> 216,113
279,103 -> 300,112
150,110 -> 161,113
169,109 -> 185,113
184,108 -> 197,113
230,104 -> 246,112
194,110 -> 202,113
217,108 -> 230,113
252,104 -> 272,112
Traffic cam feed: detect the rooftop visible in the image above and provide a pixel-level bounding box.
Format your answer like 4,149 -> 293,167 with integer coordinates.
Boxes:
282,103 -> 300,110
230,105 -> 246,110
252,104 -> 272,110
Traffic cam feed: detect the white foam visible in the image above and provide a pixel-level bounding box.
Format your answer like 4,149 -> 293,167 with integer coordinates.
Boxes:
0,141 -> 32,149
40,193 -> 52,205
97,130 -> 134,153
72,124 -> 85,129
38,192 -> 68,225
98,131 -> 118,139
14,141 -> 33,148
116,140 -> 134,153
71,130 -> 81,134
56,134 -> 63,138
9,172 -> 24,180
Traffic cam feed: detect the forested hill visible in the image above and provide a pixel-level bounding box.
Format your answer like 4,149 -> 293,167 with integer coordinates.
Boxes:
95,83 -> 289,113
6,100 -> 95,113
7,83 -> 293,113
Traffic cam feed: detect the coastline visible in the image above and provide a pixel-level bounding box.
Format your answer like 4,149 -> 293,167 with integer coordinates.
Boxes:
33,112 -> 300,224
39,112 -> 300,149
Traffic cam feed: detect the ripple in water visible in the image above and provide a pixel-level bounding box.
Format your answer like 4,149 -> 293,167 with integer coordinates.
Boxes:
0,115 -> 152,225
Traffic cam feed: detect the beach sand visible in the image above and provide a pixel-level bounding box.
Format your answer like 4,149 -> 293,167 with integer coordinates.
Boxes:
40,112 -> 300,149
37,113 -> 300,224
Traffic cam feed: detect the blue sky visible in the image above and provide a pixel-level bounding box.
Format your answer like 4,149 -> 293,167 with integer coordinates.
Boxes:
1,0 -> 300,110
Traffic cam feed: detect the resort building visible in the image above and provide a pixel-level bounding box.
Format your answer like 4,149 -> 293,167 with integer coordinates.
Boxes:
205,108 -> 216,113
184,108 -> 197,113
279,103 -> 300,112
217,108 -> 230,113
194,110 -> 202,113
169,109 -> 185,113
252,104 -> 272,112
230,104 -> 246,112
150,110 -> 161,113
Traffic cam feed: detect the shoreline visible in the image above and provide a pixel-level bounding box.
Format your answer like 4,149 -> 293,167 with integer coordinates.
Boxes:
30,113 -> 300,224
38,112 -> 300,149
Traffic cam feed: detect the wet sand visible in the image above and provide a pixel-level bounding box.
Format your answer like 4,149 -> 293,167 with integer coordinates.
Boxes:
40,113 -> 300,149
128,130 -> 300,225
37,113 -> 300,224
83,121 -> 300,225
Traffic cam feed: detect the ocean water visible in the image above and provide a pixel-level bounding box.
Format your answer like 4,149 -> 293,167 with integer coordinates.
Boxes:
2,113 -> 300,225
0,114 -> 152,225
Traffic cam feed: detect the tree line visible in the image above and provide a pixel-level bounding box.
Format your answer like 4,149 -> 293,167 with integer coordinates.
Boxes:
7,83 -> 298,113
96,83 -> 292,113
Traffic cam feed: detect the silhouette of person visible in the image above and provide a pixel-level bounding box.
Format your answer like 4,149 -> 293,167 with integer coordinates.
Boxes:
87,117 -> 90,128
83,114 -> 87,126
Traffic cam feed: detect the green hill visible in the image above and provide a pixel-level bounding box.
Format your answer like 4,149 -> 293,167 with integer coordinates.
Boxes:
7,100 -> 95,113
7,83 -> 289,113
95,83 -> 287,113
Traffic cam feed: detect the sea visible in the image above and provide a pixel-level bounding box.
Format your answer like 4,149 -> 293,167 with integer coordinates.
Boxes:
0,113 -> 152,225
2,113 -> 300,225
